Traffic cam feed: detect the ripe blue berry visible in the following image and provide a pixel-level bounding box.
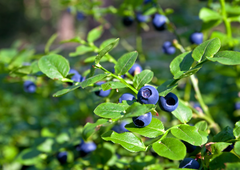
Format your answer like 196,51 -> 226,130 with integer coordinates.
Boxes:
122,17 -> 134,27
57,151 -> 67,164
143,0 -> 152,4
136,13 -> 149,23
162,41 -> 176,55
128,63 -> 142,76
182,141 -> 197,153
235,102 -> 240,110
76,12 -> 85,21
159,92 -> 179,112
95,82 -> 111,97
132,112 -> 152,127
112,121 -> 129,133
78,141 -> 97,157
69,69 -> 82,82
152,14 -> 167,31
190,32 -> 203,45
137,85 -> 159,105
24,81 -> 36,93
119,93 -> 135,103
179,158 -> 200,169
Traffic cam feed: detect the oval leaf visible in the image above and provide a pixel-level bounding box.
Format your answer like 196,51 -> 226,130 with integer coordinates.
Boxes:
192,38 -> 221,62
94,103 -> 125,119
152,138 -> 186,160
171,100 -> 192,123
125,102 -> 155,118
53,83 -> 81,97
125,118 -> 164,138
81,73 -> 108,88
207,51 -> 240,65
102,131 -> 146,152
101,81 -> 127,91
133,70 -> 154,90
114,51 -> 138,76
95,38 -> 119,64
82,119 -> 109,141
171,124 -> 203,146
38,54 -> 70,80
87,26 -> 103,43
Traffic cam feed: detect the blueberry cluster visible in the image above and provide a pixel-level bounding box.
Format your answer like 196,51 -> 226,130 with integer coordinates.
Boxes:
68,68 -> 85,85
24,80 -> 36,93
116,83 -> 179,129
162,41 -> 176,55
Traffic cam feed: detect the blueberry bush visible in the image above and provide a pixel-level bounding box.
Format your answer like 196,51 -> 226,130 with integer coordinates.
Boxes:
1,0 -> 240,170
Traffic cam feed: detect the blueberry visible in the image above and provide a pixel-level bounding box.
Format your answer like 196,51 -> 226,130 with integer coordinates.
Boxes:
112,121 -> 129,133
76,12 -> 85,21
235,102 -> 240,110
128,63 -> 142,76
24,81 -> 36,93
190,32 -> 203,45
95,82 -> 111,97
57,151 -> 67,164
162,41 -> 175,55
179,158 -> 200,169
137,85 -> 159,104
119,93 -> 135,103
143,0 -> 152,4
159,92 -> 179,112
122,17 -> 134,27
68,69 -> 83,85
182,141 -> 197,153
152,14 -> 167,31
132,112 -> 152,127
77,141 -> 97,157
136,13 -> 149,23
223,143 -> 234,152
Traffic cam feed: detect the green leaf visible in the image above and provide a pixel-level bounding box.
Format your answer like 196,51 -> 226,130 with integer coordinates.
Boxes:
125,102 -> 155,118
61,36 -> 85,44
87,26 -> 103,43
38,54 -> 70,80
102,131 -> 146,152
81,73 -> 108,88
69,45 -> 94,57
143,7 -> 157,16
201,19 -> 222,31
125,118 -> 164,138
84,56 -> 108,63
195,121 -> 208,132
94,103 -> 125,119
82,119 -> 109,141
226,162 -> 240,170
199,7 -> 222,22
170,52 -> 194,77
171,100 -> 192,124
95,38 -> 119,64
152,138 -> 186,160
207,51 -> 240,65
45,33 -> 58,54
133,70 -> 154,90
209,152 -> 240,170
233,121 -> 240,139
114,51 -> 138,76
234,141 -> 240,156
157,79 -> 178,97
16,148 -> 42,165
213,126 -> 235,142
100,38 -> 117,50
211,142 -> 232,155
0,48 -> 18,64
171,124 -> 204,146
37,138 -> 55,153
101,81 -> 127,91
53,83 -> 81,97
192,38 -> 221,62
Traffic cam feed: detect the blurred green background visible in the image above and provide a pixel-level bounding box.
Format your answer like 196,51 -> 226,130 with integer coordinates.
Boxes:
0,0 -> 240,169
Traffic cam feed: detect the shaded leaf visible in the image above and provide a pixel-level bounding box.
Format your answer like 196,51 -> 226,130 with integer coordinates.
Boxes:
102,131 -> 146,152
208,51 -> 240,65
125,102 -> 155,118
